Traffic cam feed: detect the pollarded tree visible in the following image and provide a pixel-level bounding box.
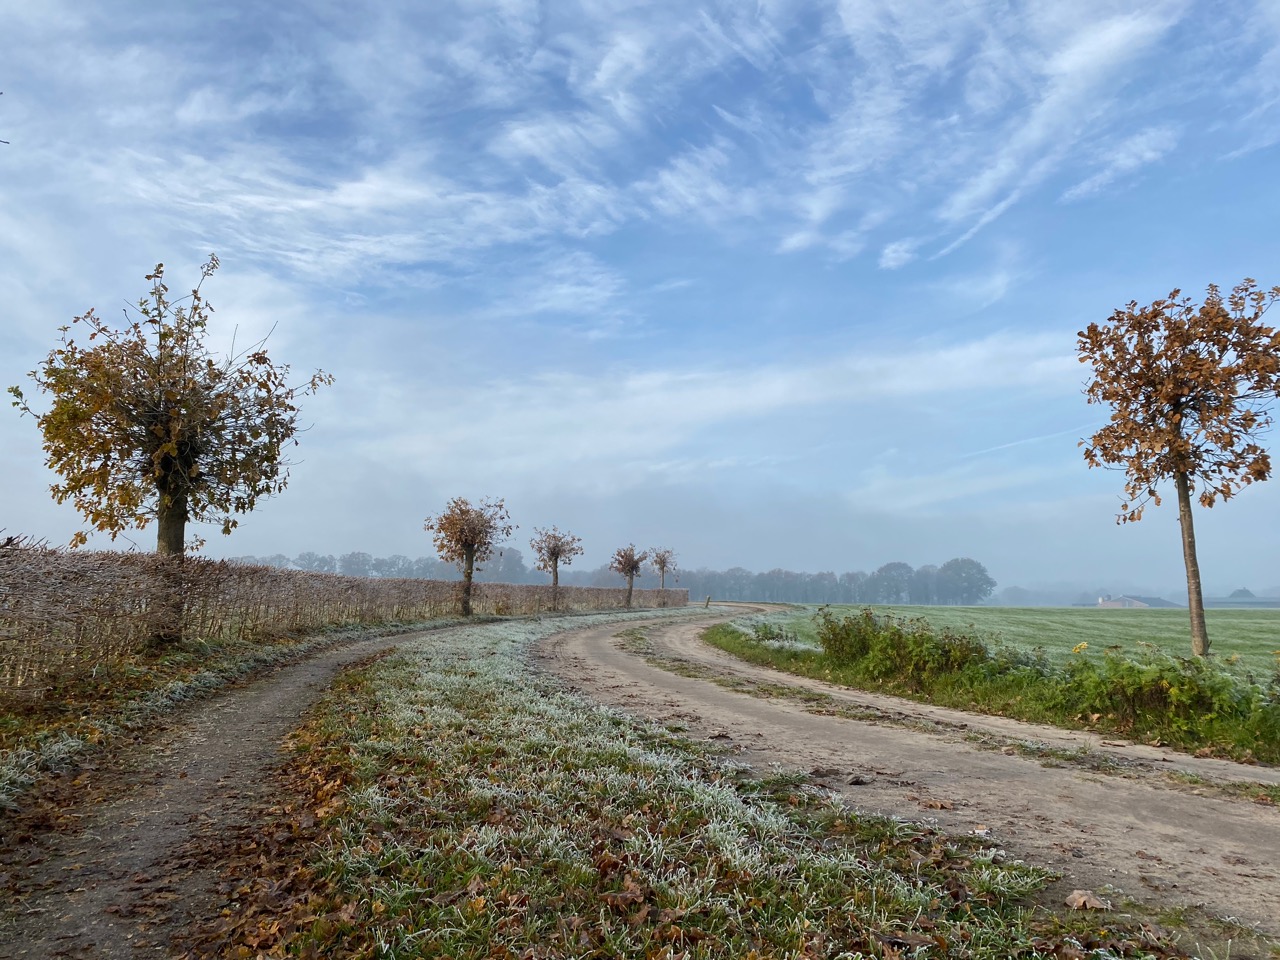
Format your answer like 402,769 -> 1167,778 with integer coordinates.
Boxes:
530,526 -> 583,611
9,257 -> 332,555
609,544 -> 648,608
425,497 -> 514,616
649,547 -> 678,607
648,547 -> 677,590
1079,278 -> 1280,656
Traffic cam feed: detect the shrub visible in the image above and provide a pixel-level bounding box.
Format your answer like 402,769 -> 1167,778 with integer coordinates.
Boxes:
798,607 -> 1280,761
816,607 -> 989,690
1061,643 -> 1278,747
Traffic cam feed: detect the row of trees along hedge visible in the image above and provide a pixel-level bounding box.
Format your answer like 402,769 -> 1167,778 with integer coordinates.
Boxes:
8,258 -> 677,634
229,552 -> 990,606
423,496 -> 675,615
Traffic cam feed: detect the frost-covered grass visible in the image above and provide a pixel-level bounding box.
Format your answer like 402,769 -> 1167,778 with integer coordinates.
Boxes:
757,606 -> 1280,676
214,610 -> 1187,959
0,618 -> 473,812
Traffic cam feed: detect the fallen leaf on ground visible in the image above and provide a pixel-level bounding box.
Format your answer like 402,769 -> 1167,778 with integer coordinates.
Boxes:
1064,889 -> 1110,911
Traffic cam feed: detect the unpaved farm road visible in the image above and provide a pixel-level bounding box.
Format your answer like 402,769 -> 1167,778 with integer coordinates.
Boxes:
3,611 -> 1278,958
537,613 -> 1280,938
0,631 -> 410,960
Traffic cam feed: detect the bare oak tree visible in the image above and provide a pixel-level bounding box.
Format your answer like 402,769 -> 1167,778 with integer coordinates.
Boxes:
424,497 -> 514,616
1078,278 -> 1280,656
529,526 -> 583,612
10,256 -> 332,556
609,544 -> 648,608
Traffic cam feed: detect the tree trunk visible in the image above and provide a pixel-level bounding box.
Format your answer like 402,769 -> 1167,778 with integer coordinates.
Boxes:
152,487 -> 187,645
156,488 -> 187,557
462,546 -> 476,617
625,573 -> 635,609
551,562 -> 559,612
1174,470 -> 1210,656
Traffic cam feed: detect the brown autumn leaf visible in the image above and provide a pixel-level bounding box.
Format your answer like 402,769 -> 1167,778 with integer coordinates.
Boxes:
1064,889 -> 1111,911
600,876 -> 647,908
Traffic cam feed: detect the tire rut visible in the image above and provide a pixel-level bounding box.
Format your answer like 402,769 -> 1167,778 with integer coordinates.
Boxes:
0,631 -> 412,959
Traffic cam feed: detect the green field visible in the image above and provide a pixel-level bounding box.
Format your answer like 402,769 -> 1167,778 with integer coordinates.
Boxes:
756,605 -> 1280,677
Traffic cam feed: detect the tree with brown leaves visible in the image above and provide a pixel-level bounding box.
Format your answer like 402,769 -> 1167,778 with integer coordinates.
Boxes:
425,497 -> 514,616
9,256 -> 333,556
529,526 -> 583,612
648,547 -> 678,608
648,548 -> 677,590
609,544 -> 648,608
1078,278 -> 1280,656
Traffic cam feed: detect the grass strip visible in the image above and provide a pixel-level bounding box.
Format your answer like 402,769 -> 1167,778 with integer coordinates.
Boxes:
704,612 -> 1280,765
188,612 -> 1188,959
0,617 -> 481,812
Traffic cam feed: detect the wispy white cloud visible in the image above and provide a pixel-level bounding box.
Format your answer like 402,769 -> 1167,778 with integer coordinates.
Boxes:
843,459 -> 1066,513
484,250 -> 637,338
348,330 -> 1079,494
936,8 -> 1182,245
878,239 -> 919,269
633,139 -> 758,224
1061,125 -> 1179,200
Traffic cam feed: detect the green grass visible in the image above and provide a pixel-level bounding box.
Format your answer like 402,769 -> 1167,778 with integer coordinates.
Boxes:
747,606 -> 1280,677
190,612 -> 1192,959
706,609 -> 1280,764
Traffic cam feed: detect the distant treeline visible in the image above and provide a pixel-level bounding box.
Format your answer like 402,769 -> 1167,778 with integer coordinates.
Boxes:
670,559 -> 995,605
232,549 -> 548,584
232,552 -> 996,606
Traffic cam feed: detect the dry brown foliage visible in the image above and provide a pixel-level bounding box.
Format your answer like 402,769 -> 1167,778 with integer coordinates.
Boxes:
529,526 -> 584,611
424,497 -> 515,616
610,544 -> 648,608
9,257 -> 333,557
1078,277 -> 1280,655
0,540 -> 687,698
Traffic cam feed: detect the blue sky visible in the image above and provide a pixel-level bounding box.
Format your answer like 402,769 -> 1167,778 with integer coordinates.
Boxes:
3,1 -> 1279,596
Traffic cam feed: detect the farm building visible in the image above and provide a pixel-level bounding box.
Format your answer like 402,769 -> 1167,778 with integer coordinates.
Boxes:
1096,594 -> 1181,609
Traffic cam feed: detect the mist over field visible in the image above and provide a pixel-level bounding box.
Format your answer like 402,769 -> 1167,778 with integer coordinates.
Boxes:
3,2 -> 1279,599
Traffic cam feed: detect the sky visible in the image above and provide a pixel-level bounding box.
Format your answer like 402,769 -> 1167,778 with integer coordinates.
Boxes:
3,1 -> 1280,598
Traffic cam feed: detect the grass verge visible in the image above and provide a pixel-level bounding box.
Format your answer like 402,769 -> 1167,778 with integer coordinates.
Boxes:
184,613 -> 1189,959
0,617 -> 482,813
745,606 -> 1280,677
703,611 -> 1280,765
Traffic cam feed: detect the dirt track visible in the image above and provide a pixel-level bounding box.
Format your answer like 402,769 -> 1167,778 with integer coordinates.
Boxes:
3,610 -> 1278,957
0,632 -> 408,959
536,613 -> 1280,936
